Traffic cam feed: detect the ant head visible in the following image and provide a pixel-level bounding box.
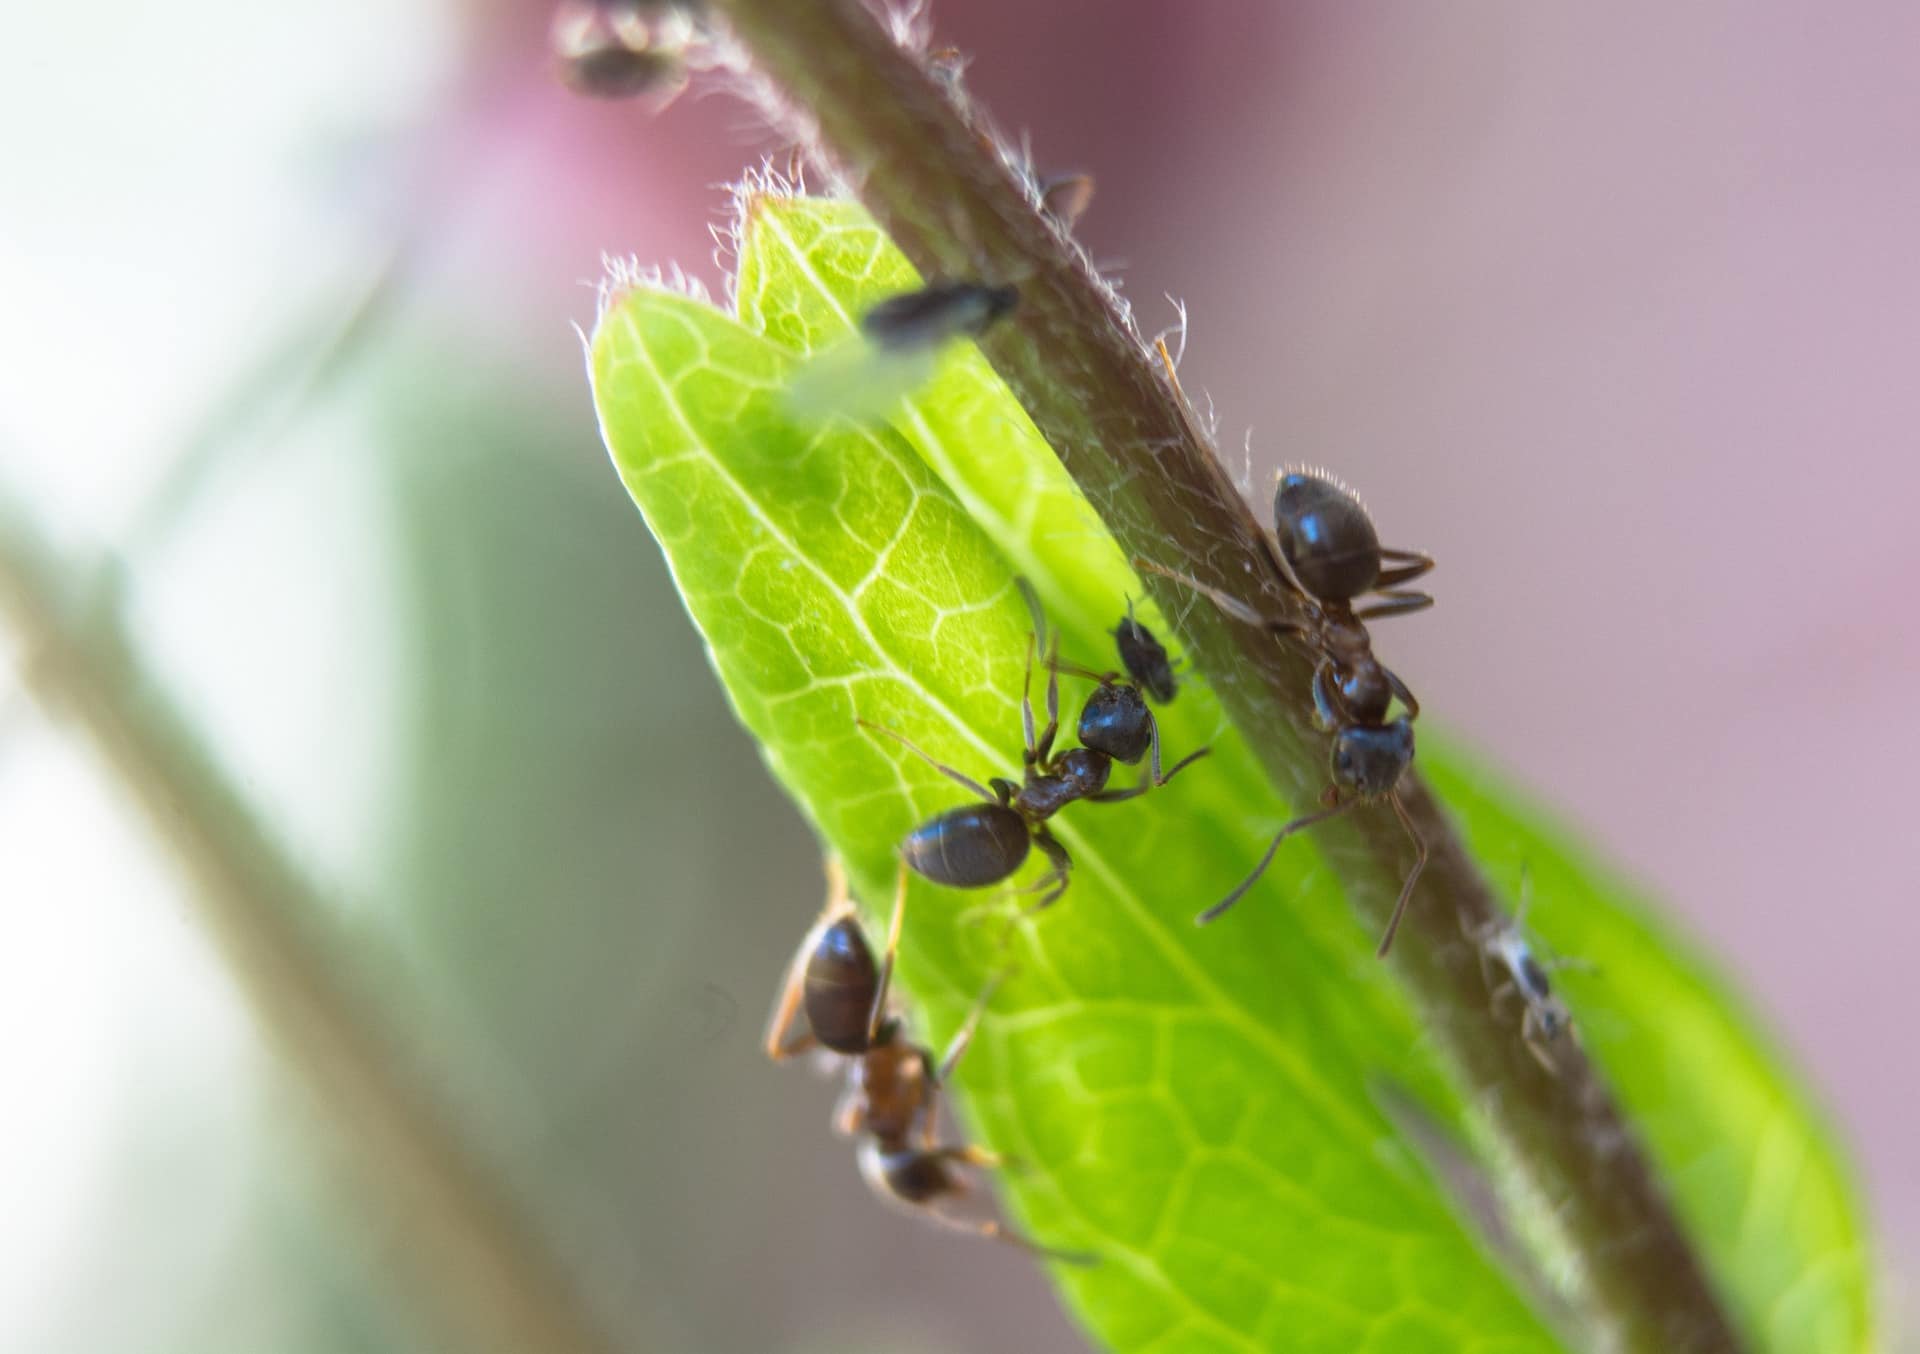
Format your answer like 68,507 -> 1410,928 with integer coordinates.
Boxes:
1077,682 -> 1152,764
1329,718 -> 1413,799
1274,469 -> 1382,603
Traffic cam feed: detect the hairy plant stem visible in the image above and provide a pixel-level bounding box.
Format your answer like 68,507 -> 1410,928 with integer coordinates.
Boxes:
708,2 -> 1743,1349
0,518 -> 619,1354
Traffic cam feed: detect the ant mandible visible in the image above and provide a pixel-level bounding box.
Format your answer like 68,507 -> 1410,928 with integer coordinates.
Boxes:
765,858 -> 1089,1261
858,590 -> 1208,909
1139,468 -> 1434,956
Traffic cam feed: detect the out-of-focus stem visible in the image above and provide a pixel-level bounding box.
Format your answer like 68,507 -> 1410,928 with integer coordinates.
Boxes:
0,517 -> 620,1354
705,1 -> 1745,1348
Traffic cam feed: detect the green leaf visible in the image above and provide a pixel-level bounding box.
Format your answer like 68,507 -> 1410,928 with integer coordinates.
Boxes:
591,199 -> 1876,1352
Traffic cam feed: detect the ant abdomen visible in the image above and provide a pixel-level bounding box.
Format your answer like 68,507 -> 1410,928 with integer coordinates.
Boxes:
1331,720 -> 1414,800
1274,471 -> 1383,602
805,918 -> 883,1055
903,802 -> 1032,888
1077,683 -> 1153,764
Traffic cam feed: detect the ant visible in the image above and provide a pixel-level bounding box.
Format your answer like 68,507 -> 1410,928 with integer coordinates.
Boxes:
1138,468 -> 1434,957
858,591 -> 1207,908
766,859 -> 1088,1261
1112,596 -> 1178,704
1467,868 -> 1591,1072
550,1 -> 700,101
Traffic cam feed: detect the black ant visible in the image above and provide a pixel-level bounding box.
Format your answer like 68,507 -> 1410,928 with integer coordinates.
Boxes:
1139,468 -> 1433,956
766,859 -> 1088,1261
1112,596 -> 1178,704
858,598 -> 1207,909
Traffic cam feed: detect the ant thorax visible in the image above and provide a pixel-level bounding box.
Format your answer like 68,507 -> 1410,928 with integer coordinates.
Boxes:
851,1039 -> 931,1143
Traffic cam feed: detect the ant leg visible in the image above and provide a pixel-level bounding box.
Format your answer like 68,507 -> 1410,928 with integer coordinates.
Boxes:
1014,575 -> 1050,653
916,968 -> 1006,1141
1087,744 -> 1212,801
1376,791 -> 1429,958
1353,590 -> 1434,623
1038,633 -> 1063,767
1142,711 -> 1212,788
1021,631 -> 1039,769
857,718 -> 998,803
1047,655 -> 1120,686
1374,547 -> 1435,589
1384,666 -> 1421,721
936,967 -> 1008,1083
764,857 -> 852,1060
923,1207 -> 1099,1265
1310,660 -> 1343,730
1014,578 -> 1060,768
1133,557 -> 1299,634
866,861 -> 910,1044
1024,827 -> 1073,911
928,1142 -> 1005,1169
833,1080 -> 866,1137
1197,800 -> 1358,925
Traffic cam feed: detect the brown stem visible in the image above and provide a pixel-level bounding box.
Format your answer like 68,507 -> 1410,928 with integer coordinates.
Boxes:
0,517 -> 619,1354
707,1 -> 1744,1348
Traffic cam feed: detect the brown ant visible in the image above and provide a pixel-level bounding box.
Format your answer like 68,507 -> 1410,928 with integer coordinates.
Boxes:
766,859 -> 1089,1261
1139,469 -> 1433,956
858,594 -> 1207,909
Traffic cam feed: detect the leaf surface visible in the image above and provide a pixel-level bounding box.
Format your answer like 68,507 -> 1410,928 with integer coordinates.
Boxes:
590,197 -> 1875,1352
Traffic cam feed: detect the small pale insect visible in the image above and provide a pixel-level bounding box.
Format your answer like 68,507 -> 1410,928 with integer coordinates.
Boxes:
1484,927 -> 1570,1043
1470,869 -> 1586,1070
787,281 -> 1019,421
